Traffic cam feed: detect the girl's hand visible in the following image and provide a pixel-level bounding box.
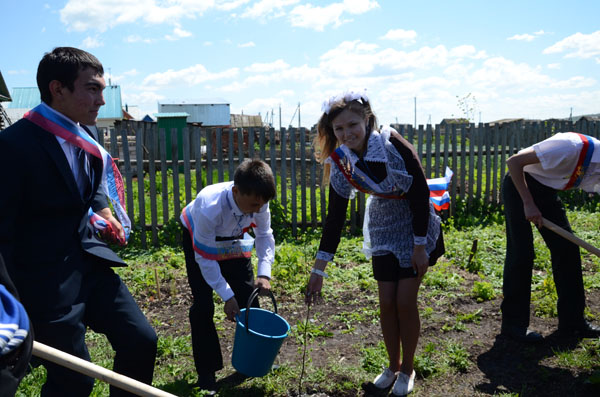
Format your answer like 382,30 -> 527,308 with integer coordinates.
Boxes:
305,273 -> 324,305
411,245 -> 429,278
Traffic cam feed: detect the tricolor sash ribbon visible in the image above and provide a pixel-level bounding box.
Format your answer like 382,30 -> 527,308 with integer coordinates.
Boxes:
181,205 -> 255,261
564,133 -> 594,190
330,147 -> 454,210
330,148 -> 406,199
24,103 -> 130,244
427,167 -> 454,211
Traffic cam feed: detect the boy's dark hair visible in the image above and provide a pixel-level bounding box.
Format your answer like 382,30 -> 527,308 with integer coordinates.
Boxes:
234,159 -> 276,202
37,47 -> 104,105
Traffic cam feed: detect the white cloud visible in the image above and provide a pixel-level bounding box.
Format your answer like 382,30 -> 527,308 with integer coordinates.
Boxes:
238,41 -> 256,48
165,24 -> 193,41
543,31 -> 600,59
5,69 -> 28,75
508,29 -> 547,42
468,57 -> 552,91
109,69 -> 139,84
276,89 -> 295,97
508,33 -> 535,42
122,90 -> 165,115
549,76 -> 596,89
289,0 -> 379,31
241,0 -> 300,19
82,36 -> 103,48
547,63 -> 561,70
319,40 -> 380,76
244,59 -> 289,73
60,0 -> 215,32
216,0 -> 252,11
142,64 -> 240,87
449,45 -> 487,59
380,29 -> 417,46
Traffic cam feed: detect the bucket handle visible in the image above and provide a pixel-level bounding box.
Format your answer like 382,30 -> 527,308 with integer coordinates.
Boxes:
244,288 -> 278,334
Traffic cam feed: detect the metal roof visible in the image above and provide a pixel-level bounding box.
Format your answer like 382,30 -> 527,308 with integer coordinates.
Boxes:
159,98 -> 230,105
154,112 -> 190,118
5,85 -> 123,120
0,71 -> 11,102
5,87 -> 39,109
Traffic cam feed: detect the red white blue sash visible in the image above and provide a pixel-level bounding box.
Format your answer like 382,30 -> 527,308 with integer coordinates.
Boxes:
330,148 -> 406,199
564,133 -> 594,190
24,103 -> 131,244
181,204 -> 255,261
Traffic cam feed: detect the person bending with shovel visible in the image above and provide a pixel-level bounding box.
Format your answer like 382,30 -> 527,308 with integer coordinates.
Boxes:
501,132 -> 600,342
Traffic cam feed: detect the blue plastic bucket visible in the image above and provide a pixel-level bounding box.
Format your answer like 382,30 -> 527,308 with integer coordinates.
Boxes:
232,289 -> 290,377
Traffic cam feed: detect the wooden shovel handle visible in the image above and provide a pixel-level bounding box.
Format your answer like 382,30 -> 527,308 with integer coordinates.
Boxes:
32,341 -> 177,397
542,217 -> 600,258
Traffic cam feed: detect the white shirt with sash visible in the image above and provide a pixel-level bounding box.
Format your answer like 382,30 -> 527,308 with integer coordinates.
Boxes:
523,132 -> 600,193
180,181 -> 275,301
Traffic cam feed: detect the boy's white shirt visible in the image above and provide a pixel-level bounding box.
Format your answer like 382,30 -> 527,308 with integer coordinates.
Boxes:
523,132 -> 600,193
180,181 -> 274,301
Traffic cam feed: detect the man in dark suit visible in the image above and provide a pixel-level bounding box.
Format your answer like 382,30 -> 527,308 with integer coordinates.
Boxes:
0,47 -> 157,396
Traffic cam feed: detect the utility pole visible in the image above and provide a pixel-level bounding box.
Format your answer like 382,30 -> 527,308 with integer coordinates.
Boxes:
570,107 -> 573,122
298,102 -> 301,128
414,97 -> 417,128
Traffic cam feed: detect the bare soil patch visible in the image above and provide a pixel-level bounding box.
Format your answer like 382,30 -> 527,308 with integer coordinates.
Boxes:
139,263 -> 600,396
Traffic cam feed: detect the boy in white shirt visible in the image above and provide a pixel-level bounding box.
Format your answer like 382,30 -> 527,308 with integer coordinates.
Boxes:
180,159 -> 276,393
501,132 -> 600,342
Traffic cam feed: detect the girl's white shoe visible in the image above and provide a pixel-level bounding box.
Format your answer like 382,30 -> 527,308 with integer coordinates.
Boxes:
373,367 -> 398,389
392,370 -> 415,395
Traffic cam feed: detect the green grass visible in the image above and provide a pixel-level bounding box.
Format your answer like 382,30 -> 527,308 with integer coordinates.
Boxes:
16,207 -> 600,396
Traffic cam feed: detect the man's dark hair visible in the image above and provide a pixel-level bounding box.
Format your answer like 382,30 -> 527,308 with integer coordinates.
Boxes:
37,47 -> 104,105
234,159 -> 276,202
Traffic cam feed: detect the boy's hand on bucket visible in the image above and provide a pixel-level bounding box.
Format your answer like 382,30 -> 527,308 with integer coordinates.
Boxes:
255,276 -> 271,295
224,297 -> 240,321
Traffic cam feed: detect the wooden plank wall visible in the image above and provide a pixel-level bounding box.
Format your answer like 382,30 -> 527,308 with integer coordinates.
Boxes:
103,120 -> 599,247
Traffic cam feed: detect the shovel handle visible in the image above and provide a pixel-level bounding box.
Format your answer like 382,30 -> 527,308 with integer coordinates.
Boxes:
542,217 -> 600,258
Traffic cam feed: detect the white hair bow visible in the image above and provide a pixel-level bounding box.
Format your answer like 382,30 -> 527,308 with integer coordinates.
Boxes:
321,89 -> 369,114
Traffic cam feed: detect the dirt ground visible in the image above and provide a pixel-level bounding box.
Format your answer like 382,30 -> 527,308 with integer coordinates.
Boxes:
141,263 -> 600,397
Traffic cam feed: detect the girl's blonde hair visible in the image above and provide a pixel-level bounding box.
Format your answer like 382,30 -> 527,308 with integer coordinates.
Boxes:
313,97 -> 378,184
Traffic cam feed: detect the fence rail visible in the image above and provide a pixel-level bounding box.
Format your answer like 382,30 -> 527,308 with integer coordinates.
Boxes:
106,119 -> 599,247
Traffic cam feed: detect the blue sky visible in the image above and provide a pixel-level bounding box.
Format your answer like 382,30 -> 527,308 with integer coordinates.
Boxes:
2,0 -> 599,127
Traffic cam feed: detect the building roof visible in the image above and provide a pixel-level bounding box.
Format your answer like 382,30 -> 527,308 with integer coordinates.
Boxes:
159,98 -> 230,105
5,86 -> 123,120
487,118 -> 542,126
154,112 -> 190,118
571,113 -> 600,122
230,113 -> 264,128
0,71 -> 11,102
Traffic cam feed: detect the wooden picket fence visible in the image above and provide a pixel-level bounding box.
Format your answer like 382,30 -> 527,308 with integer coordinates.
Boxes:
102,119 -> 599,248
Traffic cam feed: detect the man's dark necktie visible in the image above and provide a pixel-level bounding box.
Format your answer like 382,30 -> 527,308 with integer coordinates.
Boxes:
75,146 -> 93,200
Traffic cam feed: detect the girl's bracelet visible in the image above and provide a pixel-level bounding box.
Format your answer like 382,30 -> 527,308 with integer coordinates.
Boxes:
311,268 -> 329,278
